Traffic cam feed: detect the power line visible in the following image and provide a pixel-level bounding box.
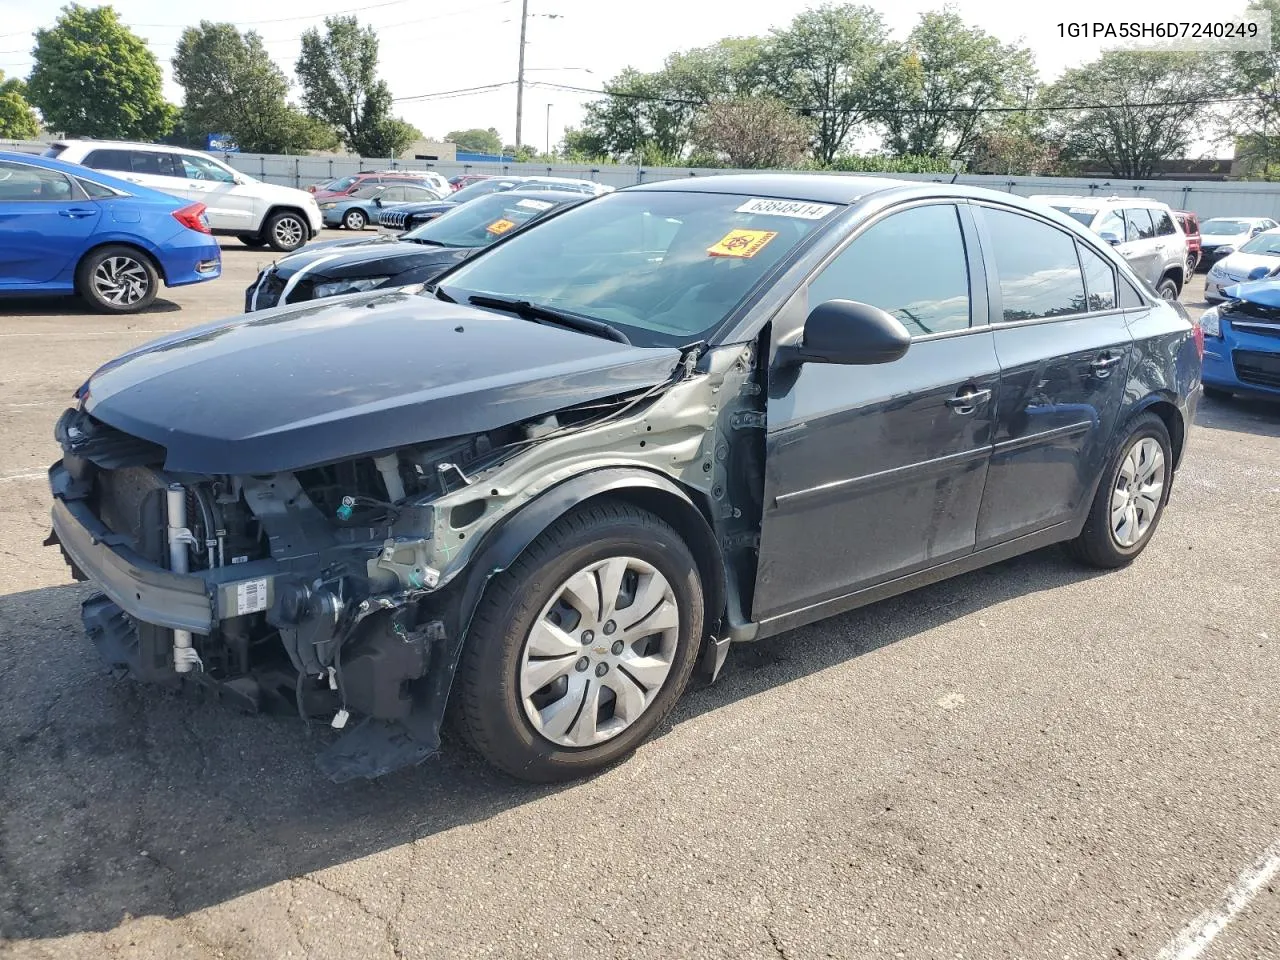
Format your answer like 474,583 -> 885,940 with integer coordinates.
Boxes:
527,80 -> 1272,115
393,81 -> 518,103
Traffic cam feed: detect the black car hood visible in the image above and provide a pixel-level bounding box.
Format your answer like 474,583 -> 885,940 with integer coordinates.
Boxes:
80,292 -> 681,475
270,237 -> 464,281
393,200 -> 458,218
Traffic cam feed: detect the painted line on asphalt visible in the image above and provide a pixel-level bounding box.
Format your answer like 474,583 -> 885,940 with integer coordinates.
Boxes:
0,329 -> 182,338
0,472 -> 45,483
1154,837 -> 1280,960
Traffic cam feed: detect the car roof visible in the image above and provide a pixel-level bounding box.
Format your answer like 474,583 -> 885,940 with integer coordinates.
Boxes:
52,138 -> 214,158
494,188 -> 585,203
0,149 -> 182,204
1203,215 -> 1270,222
1027,194 -> 1171,210
629,173 -> 907,203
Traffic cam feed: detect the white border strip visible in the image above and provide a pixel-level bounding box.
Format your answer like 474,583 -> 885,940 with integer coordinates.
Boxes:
1155,838 -> 1280,960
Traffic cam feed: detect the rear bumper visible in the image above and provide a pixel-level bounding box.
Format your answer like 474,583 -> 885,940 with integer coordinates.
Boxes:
156,234 -> 222,288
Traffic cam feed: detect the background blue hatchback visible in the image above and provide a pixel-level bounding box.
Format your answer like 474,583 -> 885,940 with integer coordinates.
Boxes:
0,150 -> 221,313
1200,278 -> 1280,401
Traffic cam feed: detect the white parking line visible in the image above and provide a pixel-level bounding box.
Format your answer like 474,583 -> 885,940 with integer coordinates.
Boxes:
0,472 -> 44,483
1155,838 -> 1280,960
0,329 -> 182,338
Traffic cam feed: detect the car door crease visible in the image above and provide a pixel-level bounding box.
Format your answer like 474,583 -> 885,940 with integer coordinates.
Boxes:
773,444 -> 992,510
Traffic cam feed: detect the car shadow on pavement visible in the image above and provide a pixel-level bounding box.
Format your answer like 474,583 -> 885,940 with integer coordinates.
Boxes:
0,546 -> 1105,940
0,298 -> 182,316
1195,393 -> 1280,438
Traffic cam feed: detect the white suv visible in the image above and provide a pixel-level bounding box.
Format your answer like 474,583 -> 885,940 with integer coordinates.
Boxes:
45,140 -> 323,252
1028,195 -> 1188,299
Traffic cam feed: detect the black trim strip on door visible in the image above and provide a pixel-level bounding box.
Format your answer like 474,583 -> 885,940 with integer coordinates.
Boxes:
991,421 -> 1093,455
773,445 -> 991,511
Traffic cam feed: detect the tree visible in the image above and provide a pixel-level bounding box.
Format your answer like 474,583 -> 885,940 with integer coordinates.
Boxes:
1224,0 -> 1280,177
692,96 -> 812,168
446,127 -> 503,154
876,11 -> 1037,161
769,4 -> 892,164
173,22 -> 336,154
28,4 -> 174,139
1046,50 -> 1228,179
296,16 -> 415,157
0,72 -> 39,140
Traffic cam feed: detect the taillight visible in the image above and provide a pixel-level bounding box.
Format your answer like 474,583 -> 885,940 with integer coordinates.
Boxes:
172,202 -> 211,234
1192,318 -> 1205,359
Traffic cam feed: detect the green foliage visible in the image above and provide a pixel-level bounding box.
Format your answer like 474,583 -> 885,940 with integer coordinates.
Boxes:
295,16 -> 415,157
173,22 -> 337,154
0,72 -> 39,140
446,127 -> 503,154
28,4 -> 174,139
1045,49 -> 1229,179
769,4 -> 893,164
692,96 -> 813,168
824,153 -> 953,173
875,11 -> 1036,161
1225,0 -> 1280,176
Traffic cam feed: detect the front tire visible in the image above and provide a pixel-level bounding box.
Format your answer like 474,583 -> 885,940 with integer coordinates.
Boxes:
76,245 -> 159,313
455,501 -> 704,782
238,235 -> 267,248
1067,412 -> 1173,569
342,209 -> 367,230
264,210 -> 308,252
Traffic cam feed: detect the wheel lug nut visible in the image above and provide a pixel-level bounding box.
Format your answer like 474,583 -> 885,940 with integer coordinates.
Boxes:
603,620 -> 616,635
575,657 -> 590,672
581,629 -> 594,645
595,663 -> 608,677
611,640 -> 624,655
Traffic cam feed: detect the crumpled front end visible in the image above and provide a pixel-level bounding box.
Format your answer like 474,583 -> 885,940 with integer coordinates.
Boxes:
46,340 -> 761,781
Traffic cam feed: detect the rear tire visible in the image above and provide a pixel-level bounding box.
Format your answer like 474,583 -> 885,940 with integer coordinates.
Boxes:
454,501 -> 703,782
75,245 -> 159,314
238,235 -> 267,248
1066,413 -> 1173,569
1156,277 -> 1180,301
264,210 -> 308,252
1187,252 -> 1199,276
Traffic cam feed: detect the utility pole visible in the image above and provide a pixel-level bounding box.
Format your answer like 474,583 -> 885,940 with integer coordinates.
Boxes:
514,0 -> 529,152
545,103 -> 552,156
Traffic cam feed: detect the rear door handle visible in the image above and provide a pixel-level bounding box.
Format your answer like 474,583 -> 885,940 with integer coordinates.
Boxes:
58,208 -> 96,219
946,387 -> 992,415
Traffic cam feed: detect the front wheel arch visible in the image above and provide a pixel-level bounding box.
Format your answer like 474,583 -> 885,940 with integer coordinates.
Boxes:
455,470 -> 727,660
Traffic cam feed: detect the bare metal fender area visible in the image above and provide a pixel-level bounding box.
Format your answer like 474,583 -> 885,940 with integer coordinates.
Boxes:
46,338 -> 758,781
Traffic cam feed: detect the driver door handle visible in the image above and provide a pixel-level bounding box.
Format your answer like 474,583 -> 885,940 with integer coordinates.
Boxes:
946,387 -> 992,415
1091,354 -> 1123,377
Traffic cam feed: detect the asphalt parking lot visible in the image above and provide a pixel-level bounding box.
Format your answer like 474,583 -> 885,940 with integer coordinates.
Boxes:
0,237 -> 1277,959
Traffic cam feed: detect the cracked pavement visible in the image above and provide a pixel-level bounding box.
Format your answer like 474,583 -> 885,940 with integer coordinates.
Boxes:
1,249 -> 1277,959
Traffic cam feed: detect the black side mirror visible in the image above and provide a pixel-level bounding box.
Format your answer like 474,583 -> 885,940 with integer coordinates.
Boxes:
1099,231 -> 1122,246
777,300 -> 911,367
374,197 -> 383,207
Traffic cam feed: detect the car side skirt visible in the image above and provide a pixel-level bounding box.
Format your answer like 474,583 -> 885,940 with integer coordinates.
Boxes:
744,520 -> 1076,642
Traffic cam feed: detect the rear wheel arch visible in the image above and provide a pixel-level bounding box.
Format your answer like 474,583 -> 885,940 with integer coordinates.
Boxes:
75,240 -> 164,283
1137,397 -> 1186,470
1159,265 -> 1185,293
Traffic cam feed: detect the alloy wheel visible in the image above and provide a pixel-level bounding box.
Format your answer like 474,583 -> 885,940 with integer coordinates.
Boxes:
1111,436 -> 1165,547
344,210 -> 366,230
518,556 -> 680,748
273,216 -> 305,248
91,256 -> 150,306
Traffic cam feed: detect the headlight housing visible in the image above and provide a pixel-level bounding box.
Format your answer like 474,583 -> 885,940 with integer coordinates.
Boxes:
313,276 -> 392,298
1208,263 -> 1226,278
1199,305 -> 1221,337
1218,245 -> 1235,256
320,202 -> 337,210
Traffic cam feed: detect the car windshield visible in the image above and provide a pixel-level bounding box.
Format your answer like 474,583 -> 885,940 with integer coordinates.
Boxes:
1201,219 -> 1252,235
1048,205 -> 1097,227
449,179 -> 521,203
437,190 -> 841,348
327,176 -> 358,191
404,193 -> 567,248
349,185 -> 384,199
1239,233 -> 1280,255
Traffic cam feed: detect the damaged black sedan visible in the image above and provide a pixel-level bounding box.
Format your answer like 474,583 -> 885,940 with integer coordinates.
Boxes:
47,175 -> 1202,783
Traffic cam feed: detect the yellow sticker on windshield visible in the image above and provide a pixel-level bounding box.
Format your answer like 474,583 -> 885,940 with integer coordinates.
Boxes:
486,218 -> 517,236
707,229 -> 777,258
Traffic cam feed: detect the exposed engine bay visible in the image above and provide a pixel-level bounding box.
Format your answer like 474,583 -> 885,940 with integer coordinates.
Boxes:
47,341 -> 764,781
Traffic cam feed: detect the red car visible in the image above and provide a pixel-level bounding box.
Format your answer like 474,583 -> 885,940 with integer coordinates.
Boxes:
310,172 -> 443,202
1174,210 -> 1201,274
448,174 -> 493,192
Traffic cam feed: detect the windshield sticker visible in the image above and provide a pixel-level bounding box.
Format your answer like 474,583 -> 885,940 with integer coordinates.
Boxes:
514,198 -> 554,211
708,229 -> 778,259
486,218 -> 518,235
734,197 -> 836,220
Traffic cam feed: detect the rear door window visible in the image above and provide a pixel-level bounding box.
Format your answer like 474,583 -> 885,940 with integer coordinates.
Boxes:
980,207 -> 1087,321
1079,244 -> 1117,311
1124,208 -> 1155,242
83,149 -> 131,172
1154,210 -> 1177,236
